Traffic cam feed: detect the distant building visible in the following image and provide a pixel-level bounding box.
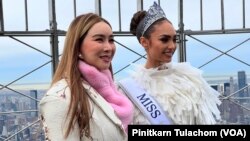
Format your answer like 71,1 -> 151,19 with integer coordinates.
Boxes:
211,84 -> 219,91
224,82 -> 230,96
229,76 -> 235,94
1,125 -> 8,137
238,71 -> 248,103
30,90 -> 38,117
219,97 -> 244,124
0,118 -> 4,136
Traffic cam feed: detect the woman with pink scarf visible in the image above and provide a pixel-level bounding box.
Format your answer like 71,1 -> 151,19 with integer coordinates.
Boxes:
39,13 -> 133,141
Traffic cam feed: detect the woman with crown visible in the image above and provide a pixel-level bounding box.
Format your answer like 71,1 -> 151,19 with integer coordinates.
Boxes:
118,2 -> 221,125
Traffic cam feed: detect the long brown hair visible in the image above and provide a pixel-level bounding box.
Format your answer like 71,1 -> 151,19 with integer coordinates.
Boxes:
51,13 -> 112,138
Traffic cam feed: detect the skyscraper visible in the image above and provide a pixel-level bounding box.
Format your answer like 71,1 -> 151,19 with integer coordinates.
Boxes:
30,90 -> 38,117
238,71 -> 248,103
224,82 -> 230,96
229,76 -> 235,95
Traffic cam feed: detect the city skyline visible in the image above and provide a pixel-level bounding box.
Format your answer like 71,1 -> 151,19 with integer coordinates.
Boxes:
1,72 -> 250,140
0,70 -> 249,90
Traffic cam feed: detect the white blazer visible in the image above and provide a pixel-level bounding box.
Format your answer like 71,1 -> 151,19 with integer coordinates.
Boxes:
39,79 -> 127,141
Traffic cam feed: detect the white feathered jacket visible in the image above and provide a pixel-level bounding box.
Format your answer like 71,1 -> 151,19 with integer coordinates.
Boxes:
118,62 -> 222,125
39,79 -> 127,141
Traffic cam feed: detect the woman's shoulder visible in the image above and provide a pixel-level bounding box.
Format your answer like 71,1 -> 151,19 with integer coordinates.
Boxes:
46,79 -> 68,96
39,79 -> 69,105
173,62 -> 196,69
173,62 -> 203,75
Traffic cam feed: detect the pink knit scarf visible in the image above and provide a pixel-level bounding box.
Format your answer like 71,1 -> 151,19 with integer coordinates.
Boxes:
78,61 -> 133,133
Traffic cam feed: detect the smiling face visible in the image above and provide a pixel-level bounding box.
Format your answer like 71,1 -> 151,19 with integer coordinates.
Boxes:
141,20 -> 177,69
80,21 -> 115,70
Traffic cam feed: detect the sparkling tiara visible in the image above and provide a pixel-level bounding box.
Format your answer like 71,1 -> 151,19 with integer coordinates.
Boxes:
136,2 -> 167,38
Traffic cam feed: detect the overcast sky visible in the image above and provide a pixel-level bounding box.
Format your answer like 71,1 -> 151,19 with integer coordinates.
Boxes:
0,0 -> 250,88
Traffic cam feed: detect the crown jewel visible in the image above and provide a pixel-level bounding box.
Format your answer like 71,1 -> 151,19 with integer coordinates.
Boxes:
136,2 -> 166,37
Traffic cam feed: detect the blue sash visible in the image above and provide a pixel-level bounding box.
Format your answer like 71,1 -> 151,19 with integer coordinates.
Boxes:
118,78 -> 172,124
